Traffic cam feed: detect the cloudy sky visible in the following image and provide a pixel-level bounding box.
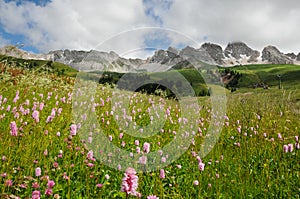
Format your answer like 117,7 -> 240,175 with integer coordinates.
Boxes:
0,0 -> 300,57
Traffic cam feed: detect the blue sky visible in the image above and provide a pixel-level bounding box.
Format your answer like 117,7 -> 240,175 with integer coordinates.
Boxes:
1,0 -> 300,57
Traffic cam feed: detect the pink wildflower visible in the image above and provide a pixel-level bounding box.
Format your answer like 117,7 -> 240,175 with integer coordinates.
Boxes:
288,143 -> 293,152
32,110 -> 39,123
32,190 -> 40,199
143,142 -> 150,153
5,179 -> 12,187
121,167 -> 139,196
199,162 -> 205,171
139,156 -> 147,165
35,167 -> 41,177
159,169 -> 165,179
47,180 -> 55,188
45,188 -> 53,196
10,121 -> 18,136
70,124 -> 77,136
32,182 -> 39,188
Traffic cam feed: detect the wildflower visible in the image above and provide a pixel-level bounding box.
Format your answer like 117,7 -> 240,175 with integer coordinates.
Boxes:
161,157 -> 166,163
53,162 -> 59,168
159,169 -> 165,179
10,121 -> 18,136
32,110 -> 39,123
278,133 -> 283,140
32,182 -> 39,188
143,142 -> 150,153
87,150 -> 94,160
121,167 -> 139,196
139,156 -> 147,165
45,188 -> 53,196
121,141 -> 126,147
196,156 -> 202,163
96,184 -> 103,188
70,124 -> 77,136
135,140 -> 139,146
35,167 -> 41,177
147,195 -> 159,199
87,163 -> 94,167
32,190 -> 40,199
283,145 -> 288,153
198,162 -> 205,171
193,180 -> 199,186
105,174 -> 110,180
288,143 -> 293,152
5,179 -> 12,187
47,180 -> 55,188
176,164 -> 182,169
63,172 -> 69,180
2,156 -> 7,161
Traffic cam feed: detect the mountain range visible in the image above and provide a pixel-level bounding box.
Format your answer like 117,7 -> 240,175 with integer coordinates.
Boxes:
1,41 -> 299,72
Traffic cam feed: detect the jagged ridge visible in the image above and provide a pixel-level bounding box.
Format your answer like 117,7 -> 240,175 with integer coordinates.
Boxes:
1,41 -> 300,73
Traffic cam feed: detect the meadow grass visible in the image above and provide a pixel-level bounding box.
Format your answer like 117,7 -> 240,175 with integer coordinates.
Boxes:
0,62 -> 299,198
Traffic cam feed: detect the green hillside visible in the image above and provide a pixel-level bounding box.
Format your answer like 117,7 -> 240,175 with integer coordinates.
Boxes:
230,64 -> 300,90
0,55 -> 78,77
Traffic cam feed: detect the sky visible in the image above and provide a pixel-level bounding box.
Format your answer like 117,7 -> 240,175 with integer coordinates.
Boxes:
1,0 -> 300,58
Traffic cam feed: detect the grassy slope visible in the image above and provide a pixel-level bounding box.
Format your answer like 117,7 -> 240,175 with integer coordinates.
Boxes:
0,55 -> 78,77
0,60 -> 299,198
231,64 -> 300,90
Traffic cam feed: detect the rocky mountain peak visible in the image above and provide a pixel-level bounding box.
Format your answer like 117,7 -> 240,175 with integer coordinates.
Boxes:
224,41 -> 260,60
200,43 -> 225,65
262,46 -> 293,64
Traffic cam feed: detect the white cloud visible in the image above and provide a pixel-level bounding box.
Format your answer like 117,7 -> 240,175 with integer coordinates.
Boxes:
1,0 -> 300,56
0,0 -> 155,53
160,0 -> 300,53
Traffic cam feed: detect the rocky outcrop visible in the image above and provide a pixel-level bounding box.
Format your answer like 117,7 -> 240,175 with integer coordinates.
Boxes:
200,43 -> 225,65
297,53 -> 300,61
224,42 -> 260,62
262,46 -> 293,64
0,45 -> 52,60
285,52 -> 297,60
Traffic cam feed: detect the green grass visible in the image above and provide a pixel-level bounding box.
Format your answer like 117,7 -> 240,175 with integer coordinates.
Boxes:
231,64 -> 300,90
0,60 -> 299,198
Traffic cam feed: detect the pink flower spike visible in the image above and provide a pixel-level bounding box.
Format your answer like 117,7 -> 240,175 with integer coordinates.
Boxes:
70,124 -> 77,136
198,162 -> 205,171
143,142 -> 150,154
159,169 -> 165,179
10,121 -> 18,136
47,180 -> 55,188
32,190 -> 40,199
121,167 -> 139,196
45,188 -> 53,196
288,143 -> 293,152
35,167 -> 41,177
